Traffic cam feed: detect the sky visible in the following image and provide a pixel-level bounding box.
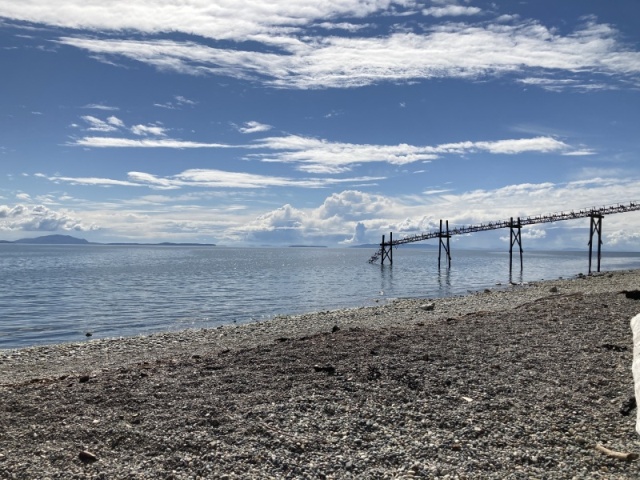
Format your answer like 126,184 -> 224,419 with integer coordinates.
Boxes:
1,0 -> 639,250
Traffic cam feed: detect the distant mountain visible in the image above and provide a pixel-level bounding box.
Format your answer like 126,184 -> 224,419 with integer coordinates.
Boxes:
13,234 -> 90,245
106,242 -> 216,246
2,235 -> 215,246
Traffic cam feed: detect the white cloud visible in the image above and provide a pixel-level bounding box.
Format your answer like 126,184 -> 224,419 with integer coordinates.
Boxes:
174,95 -> 197,105
422,5 -> 482,17
44,169 -> 384,191
107,116 -> 125,127
0,0 -> 409,43
238,121 -> 273,134
0,204 -> 98,232
154,95 -> 198,109
70,137 -> 231,148
251,134 -> 572,172
81,115 -> 121,132
53,18 -> 640,90
82,103 -> 119,111
130,124 -> 167,136
315,22 -> 372,32
46,175 -> 143,187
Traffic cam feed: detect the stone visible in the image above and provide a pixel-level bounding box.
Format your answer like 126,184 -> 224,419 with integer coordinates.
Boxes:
419,303 -> 435,311
79,450 -> 98,463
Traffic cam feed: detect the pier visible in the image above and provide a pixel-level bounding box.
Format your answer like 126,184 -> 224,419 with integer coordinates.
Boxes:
368,201 -> 640,274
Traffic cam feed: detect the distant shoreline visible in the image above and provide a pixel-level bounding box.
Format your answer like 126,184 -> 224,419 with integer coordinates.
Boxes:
0,234 -> 215,247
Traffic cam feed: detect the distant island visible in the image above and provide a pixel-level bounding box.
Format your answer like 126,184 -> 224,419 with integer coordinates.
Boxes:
1,234 -> 215,246
289,245 -> 327,248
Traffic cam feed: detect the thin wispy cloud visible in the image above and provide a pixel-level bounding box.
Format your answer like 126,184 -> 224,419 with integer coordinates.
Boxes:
237,121 -> 273,134
422,5 -> 482,17
82,103 -> 119,111
68,128 -> 580,171
0,0 -> 407,43
69,137 -> 231,148
51,18 -> 640,90
250,135 -> 574,172
81,115 -> 127,132
154,95 -> 197,109
44,169 -> 384,190
130,124 -> 167,136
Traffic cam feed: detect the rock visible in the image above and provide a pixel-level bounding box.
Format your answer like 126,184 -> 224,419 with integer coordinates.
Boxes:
623,290 -> 640,300
332,325 -> 340,333
78,375 -> 91,383
549,286 -> 558,293
620,397 -> 637,416
313,365 -> 336,375
419,303 -> 435,311
78,450 -> 98,463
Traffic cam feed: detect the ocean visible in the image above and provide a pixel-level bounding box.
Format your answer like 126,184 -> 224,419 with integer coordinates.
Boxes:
1,244 -> 639,349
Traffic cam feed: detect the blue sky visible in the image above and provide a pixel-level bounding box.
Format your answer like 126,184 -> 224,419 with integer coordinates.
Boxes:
1,0 -> 639,249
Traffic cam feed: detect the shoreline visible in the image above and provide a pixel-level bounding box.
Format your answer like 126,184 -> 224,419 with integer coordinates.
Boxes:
1,270 -> 639,385
2,269 -> 640,478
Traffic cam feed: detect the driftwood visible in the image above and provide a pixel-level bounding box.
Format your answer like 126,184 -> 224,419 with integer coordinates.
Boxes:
595,444 -> 638,461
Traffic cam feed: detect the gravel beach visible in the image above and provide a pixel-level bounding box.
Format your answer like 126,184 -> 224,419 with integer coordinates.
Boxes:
2,269 -> 640,479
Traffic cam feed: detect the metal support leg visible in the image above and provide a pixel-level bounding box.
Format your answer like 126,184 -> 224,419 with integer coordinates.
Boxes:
588,214 -> 603,274
509,217 -> 523,273
381,233 -> 393,265
438,220 -> 451,269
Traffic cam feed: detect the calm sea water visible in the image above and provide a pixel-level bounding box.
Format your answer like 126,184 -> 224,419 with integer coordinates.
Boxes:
1,245 -> 639,349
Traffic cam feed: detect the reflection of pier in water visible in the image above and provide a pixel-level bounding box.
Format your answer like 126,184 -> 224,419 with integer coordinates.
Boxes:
368,201 -> 640,274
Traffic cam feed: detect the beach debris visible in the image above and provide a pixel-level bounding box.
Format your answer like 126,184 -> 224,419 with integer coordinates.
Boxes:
601,343 -> 628,352
620,397 -> 637,416
630,313 -> 640,435
78,450 -> 99,463
419,303 -> 435,312
622,289 -> 640,300
313,365 -> 336,375
595,444 -> 638,461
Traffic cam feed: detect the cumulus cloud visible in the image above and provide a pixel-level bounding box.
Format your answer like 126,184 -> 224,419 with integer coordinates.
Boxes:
343,221 -> 367,244
317,190 -> 392,221
0,204 -> 98,232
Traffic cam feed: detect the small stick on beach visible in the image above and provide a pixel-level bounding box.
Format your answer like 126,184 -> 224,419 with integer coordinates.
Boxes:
595,444 -> 639,461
